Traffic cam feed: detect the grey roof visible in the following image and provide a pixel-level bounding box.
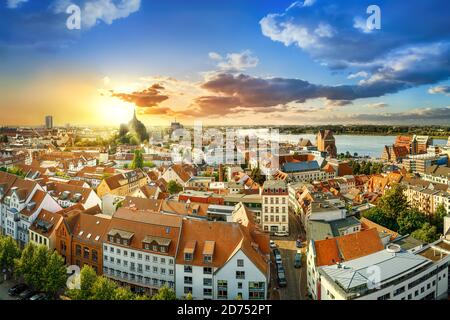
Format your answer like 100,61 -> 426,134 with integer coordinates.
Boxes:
282,161 -> 320,173
392,235 -> 424,251
307,216 -> 361,241
329,216 -> 361,236
320,250 -> 431,292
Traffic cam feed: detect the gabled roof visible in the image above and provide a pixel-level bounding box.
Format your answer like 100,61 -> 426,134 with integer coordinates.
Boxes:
175,219 -> 269,275
313,228 -> 384,267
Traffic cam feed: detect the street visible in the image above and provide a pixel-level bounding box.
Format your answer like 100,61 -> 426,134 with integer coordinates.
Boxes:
270,209 -> 307,300
0,280 -> 18,301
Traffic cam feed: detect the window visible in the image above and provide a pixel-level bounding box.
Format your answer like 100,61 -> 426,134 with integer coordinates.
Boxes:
123,250 -> 128,257
203,278 -> 212,286
75,245 -> 81,256
184,276 -> 193,284
203,267 -> 212,275
203,288 -> 212,296
377,293 -> 390,300
83,247 -> 90,259
217,280 -> 228,299
138,253 -> 142,260
184,287 -> 192,294
153,256 -> 158,263
203,255 -> 212,264
92,250 -> 98,262
237,282 -> 242,289
184,253 -> 193,261
130,252 -> 135,258
236,271 -> 245,279
184,265 -> 192,273
237,259 -> 244,267
153,267 -> 158,273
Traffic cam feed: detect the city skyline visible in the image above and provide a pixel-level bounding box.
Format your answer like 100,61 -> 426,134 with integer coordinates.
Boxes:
0,0 -> 449,127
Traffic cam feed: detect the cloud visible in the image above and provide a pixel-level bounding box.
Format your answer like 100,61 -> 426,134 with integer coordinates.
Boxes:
111,83 -> 169,108
428,85 -> 450,96
196,72 -> 411,114
353,16 -> 372,34
364,102 -> 388,109
260,0 -> 450,73
338,107 -> 450,124
348,71 -> 368,79
53,0 -> 141,29
209,50 -> 259,71
6,0 -> 28,8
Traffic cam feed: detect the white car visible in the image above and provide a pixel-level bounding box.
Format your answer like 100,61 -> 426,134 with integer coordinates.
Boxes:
270,240 -> 277,249
274,231 -> 289,237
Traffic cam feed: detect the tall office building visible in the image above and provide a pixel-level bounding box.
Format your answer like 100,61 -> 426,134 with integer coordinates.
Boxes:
45,115 -> 53,129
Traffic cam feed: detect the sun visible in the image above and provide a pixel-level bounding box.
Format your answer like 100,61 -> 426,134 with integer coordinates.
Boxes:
97,96 -> 134,126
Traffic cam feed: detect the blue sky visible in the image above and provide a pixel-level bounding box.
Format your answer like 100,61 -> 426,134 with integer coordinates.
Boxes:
0,0 -> 449,126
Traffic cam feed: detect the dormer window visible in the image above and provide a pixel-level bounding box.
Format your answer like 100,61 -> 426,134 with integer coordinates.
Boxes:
184,253 -> 193,261
152,244 -> 158,252
203,254 -> 212,264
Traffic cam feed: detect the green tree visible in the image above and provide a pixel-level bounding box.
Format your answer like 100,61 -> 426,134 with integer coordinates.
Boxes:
143,161 -> 155,168
131,149 -> 144,169
167,180 -> 183,194
78,265 -> 98,299
411,223 -> 439,243
114,286 -> 135,300
184,292 -> 193,300
28,245 -> 50,290
15,243 -> 36,283
151,286 -> 177,300
91,276 -> 118,300
42,251 -> 67,296
433,204 -> 448,234
0,236 -> 20,276
397,209 -> 427,235
250,167 -> 266,185
377,184 -> 409,219
363,207 -> 398,231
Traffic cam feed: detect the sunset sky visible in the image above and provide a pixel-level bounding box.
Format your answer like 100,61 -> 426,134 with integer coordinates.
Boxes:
1,0 -> 449,127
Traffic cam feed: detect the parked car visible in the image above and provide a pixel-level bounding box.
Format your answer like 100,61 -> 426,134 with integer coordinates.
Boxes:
276,262 -> 285,274
273,249 -> 282,264
8,283 -> 28,296
29,293 -> 47,301
19,289 -> 37,300
277,271 -> 287,287
270,240 -> 277,249
274,231 -> 289,237
294,252 -> 302,268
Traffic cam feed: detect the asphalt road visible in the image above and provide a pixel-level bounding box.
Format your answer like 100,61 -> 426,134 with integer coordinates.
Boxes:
0,280 -> 18,301
270,210 -> 307,300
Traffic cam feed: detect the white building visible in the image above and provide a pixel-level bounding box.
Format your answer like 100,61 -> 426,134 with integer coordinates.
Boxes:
0,174 -> 62,247
318,242 -> 450,300
102,208 -> 182,295
261,180 -> 289,234
175,219 -> 269,300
